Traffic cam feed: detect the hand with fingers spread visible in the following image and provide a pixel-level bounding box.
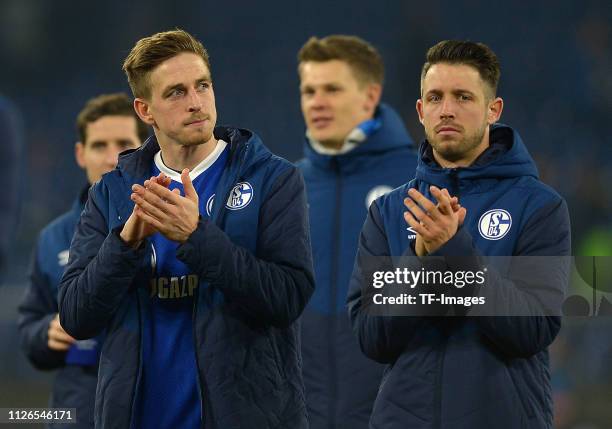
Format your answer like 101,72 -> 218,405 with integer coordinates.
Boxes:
120,173 -> 172,249
131,168 -> 200,243
403,185 -> 467,256
47,313 -> 76,351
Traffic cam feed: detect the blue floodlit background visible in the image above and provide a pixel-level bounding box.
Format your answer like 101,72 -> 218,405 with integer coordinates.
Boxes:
0,1 -> 610,428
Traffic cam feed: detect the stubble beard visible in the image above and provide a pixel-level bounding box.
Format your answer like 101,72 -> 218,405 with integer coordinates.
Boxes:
427,122 -> 488,163
179,126 -> 215,148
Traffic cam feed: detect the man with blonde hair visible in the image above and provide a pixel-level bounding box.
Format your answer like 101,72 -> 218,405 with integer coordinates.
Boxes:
59,29 -> 314,429
296,35 -> 417,429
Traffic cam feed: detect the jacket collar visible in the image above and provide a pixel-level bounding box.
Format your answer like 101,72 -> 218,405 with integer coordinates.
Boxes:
302,103 -> 414,172
415,123 -> 539,193
104,126 -> 270,221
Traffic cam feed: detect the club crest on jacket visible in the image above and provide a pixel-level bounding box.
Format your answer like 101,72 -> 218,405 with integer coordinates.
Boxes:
478,209 -> 512,240
226,182 -> 254,210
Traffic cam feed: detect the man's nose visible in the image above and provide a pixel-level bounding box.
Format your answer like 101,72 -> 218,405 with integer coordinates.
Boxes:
310,91 -> 327,109
188,89 -> 202,112
108,145 -> 124,166
439,98 -> 455,119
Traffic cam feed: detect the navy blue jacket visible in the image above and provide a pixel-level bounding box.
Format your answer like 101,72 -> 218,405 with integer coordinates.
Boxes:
58,127 -> 314,429
297,104 -> 417,429
17,188 -> 97,429
348,124 -> 570,429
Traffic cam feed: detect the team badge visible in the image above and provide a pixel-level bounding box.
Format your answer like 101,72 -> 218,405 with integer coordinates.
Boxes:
478,209 -> 512,240
206,194 -> 215,216
226,182 -> 254,210
406,226 -> 417,240
365,185 -> 393,209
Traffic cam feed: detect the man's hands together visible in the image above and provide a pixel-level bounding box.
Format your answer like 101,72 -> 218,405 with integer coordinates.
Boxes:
403,186 -> 467,257
47,313 -> 75,351
120,169 -> 199,248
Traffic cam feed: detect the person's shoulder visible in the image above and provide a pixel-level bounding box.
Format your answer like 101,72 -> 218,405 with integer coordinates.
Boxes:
294,157 -> 308,170
37,207 -> 79,252
514,175 -> 566,209
237,130 -> 298,180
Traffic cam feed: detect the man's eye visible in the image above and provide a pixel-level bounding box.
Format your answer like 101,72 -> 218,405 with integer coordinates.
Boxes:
459,94 -> 472,101
119,140 -> 135,149
169,89 -> 184,97
428,95 -> 441,102
197,82 -> 210,91
301,88 -> 314,96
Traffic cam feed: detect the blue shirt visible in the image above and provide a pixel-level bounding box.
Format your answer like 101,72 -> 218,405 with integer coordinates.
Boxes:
135,140 -> 229,429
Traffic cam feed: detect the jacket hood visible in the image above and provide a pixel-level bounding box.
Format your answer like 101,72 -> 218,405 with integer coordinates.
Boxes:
415,124 -> 539,190
303,103 -> 414,169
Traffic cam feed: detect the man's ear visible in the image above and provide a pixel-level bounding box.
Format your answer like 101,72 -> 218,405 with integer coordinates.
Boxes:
75,142 -> 86,169
487,97 -> 503,124
134,98 -> 155,126
416,99 -> 424,124
365,83 -> 383,113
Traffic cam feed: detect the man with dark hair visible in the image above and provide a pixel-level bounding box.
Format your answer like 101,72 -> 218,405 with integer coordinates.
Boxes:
296,35 -> 417,429
18,92 -> 147,429
348,40 -> 570,428
59,29 -> 314,429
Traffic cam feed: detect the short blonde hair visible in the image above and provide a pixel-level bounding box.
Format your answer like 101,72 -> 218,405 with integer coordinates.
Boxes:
123,29 -> 210,99
298,35 -> 384,86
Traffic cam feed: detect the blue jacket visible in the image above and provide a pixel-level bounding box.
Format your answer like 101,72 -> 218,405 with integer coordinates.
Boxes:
17,188 -> 97,429
58,127 -> 314,429
348,124 -> 570,429
297,104 -> 417,429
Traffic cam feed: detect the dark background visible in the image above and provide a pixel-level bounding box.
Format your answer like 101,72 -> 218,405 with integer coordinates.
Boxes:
1,1 -> 610,427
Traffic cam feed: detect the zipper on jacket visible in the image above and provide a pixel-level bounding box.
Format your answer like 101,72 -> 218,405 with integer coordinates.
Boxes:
328,158 -> 342,429
191,141 -> 250,429
192,292 -> 214,429
129,281 -> 146,429
448,168 -> 460,199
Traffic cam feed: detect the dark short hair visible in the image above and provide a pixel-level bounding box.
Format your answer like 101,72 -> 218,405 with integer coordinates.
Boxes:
123,29 -> 211,99
421,40 -> 501,97
76,93 -> 149,144
298,35 -> 384,85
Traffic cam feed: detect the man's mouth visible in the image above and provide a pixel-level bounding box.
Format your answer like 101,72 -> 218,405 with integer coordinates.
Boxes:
311,116 -> 333,129
436,125 -> 461,135
185,117 -> 208,126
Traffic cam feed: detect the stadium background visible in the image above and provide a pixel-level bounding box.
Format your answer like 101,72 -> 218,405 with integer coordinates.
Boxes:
0,1 -> 610,427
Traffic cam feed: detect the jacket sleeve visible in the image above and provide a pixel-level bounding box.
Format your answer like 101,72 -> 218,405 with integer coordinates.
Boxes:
436,198 -> 571,358
58,185 -> 146,339
347,201 -> 430,364
176,166 -> 314,329
17,242 -> 66,370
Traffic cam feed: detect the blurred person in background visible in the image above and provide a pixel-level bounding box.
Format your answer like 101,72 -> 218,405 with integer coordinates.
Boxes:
295,35 -> 417,429
0,95 -> 24,278
17,93 -> 148,429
